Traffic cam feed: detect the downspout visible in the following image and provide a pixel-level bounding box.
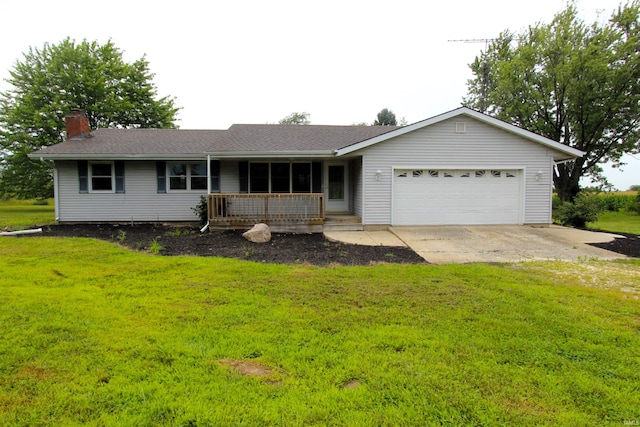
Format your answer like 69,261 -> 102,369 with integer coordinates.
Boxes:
200,155 -> 211,233
53,163 -> 60,221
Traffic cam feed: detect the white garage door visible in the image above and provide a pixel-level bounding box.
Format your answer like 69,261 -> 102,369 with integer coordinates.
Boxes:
393,169 -> 521,225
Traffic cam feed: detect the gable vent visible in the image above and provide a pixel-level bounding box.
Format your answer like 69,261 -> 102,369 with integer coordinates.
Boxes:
455,122 -> 466,134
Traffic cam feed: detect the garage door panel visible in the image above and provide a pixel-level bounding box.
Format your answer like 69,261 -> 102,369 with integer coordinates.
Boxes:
393,169 -> 521,225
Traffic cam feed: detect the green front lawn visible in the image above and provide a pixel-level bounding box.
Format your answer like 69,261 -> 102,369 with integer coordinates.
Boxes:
1,236 -> 639,426
0,199 -> 54,229
588,210 -> 640,234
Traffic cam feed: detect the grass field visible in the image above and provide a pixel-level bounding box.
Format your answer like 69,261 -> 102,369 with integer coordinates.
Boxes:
0,199 -> 54,229
588,210 -> 640,234
1,236 -> 640,425
1,199 -> 640,425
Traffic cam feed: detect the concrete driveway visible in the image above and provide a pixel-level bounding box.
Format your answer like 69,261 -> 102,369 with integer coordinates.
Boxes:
325,225 -> 627,264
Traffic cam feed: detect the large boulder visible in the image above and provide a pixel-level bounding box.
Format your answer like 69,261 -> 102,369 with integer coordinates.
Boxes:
242,223 -> 271,243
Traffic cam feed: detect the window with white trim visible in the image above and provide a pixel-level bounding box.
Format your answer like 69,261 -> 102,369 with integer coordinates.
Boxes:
168,162 -> 207,191
90,162 -> 114,192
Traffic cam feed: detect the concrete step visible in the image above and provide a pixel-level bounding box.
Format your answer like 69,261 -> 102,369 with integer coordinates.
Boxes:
323,215 -> 363,231
323,223 -> 364,232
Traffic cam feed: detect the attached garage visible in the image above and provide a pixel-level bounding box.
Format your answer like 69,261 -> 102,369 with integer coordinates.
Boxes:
392,168 -> 523,225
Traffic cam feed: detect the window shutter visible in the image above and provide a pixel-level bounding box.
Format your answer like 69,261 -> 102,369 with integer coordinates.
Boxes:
156,161 -> 166,193
115,161 -> 125,193
239,161 -> 248,193
78,160 -> 88,193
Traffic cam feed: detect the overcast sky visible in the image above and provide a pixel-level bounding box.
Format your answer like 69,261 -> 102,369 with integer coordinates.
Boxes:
1,0 -> 637,189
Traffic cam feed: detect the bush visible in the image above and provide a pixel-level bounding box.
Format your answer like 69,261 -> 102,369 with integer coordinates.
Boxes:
597,193 -> 636,212
553,193 -> 602,228
191,195 -> 208,225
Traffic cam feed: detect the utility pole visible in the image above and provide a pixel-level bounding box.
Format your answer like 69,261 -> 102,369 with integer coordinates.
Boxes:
448,39 -> 496,113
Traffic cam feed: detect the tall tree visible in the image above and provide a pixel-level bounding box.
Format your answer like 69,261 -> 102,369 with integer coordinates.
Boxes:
0,38 -> 180,199
374,108 -> 397,126
463,2 -> 640,201
278,112 -> 310,125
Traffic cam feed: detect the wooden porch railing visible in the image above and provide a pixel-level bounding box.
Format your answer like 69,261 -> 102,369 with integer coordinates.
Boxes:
208,193 -> 324,226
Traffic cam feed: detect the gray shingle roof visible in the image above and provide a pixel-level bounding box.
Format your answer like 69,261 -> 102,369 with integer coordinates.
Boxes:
32,129 -> 224,157
217,124 -> 399,152
30,125 -> 400,159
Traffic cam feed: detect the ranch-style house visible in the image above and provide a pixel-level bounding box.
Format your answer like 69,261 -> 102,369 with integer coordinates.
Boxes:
29,107 -> 584,232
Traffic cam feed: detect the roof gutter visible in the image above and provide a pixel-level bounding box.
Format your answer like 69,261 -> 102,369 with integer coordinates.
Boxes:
203,150 -> 335,159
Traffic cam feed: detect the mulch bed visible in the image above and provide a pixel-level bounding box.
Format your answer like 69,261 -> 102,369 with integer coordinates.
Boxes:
32,223 -> 426,266
15,224 -> 640,265
587,231 -> 640,259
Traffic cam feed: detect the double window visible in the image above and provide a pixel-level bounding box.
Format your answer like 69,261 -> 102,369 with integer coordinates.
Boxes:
168,162 -> 207,191
156,161 -> 219,193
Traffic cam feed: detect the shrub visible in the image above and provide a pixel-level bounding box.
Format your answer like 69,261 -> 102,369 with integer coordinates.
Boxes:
191,195 -> 208,225
597,193 -> 636,212
553,193 -> 602,228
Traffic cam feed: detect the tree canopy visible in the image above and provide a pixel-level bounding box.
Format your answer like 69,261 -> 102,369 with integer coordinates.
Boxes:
463,1 -> 640,201
278,112 -> 310,125
373,108 -> 397,126
0,38 -> 180,199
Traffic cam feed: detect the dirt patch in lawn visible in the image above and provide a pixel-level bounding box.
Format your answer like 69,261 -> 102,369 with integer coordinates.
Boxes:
32,223 -> 426,266
218,359 -> 275,377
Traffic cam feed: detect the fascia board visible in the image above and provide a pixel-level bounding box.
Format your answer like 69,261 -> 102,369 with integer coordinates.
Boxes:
28,153 -> 208,161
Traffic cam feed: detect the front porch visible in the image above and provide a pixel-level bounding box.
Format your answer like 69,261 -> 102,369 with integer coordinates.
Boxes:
208,193 -> 323,232
207,194 -> 362,233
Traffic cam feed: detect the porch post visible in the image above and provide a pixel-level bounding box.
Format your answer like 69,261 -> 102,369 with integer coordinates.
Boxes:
206,154 -> 211,194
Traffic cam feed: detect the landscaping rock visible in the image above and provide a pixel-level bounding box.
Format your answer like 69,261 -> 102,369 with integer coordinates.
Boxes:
242,223 -> 271,243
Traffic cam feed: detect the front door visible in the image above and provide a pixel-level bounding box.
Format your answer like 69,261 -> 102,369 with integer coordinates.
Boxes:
325,163 -> 349,213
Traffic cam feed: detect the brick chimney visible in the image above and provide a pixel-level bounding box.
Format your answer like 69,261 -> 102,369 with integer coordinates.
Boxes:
65,109 -> 91,140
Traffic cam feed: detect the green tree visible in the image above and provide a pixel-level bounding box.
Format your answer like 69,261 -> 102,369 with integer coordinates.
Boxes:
463,2 -> 640,201
0,38 -> 180,199
373,108 -> 397,126
278,112 -> 310,125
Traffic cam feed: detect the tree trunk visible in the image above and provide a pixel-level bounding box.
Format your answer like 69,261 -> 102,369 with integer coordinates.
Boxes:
554,161 -> 582,202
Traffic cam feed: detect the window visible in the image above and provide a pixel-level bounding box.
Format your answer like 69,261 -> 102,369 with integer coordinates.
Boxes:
444,172 -> 454,178
429,170 -> 439,177
271,163 -> 290,193
250,163 -> 269,193
190,163 -> 207,190
491,170 -> 501,177
168,162 -> 207,191
475,170 -> 485,178
88,162 -> 113,191
240,161 -> 319,193
78,161 -> 125,193
169,163 -> 187,190
292,163 -> 311,193
460,172 -> 470,178
412,170 -> 423,177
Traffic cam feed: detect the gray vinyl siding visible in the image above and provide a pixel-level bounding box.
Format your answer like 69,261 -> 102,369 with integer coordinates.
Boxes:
55,160 -> 204,222
357,117 -> 557,225
220,160 -> 240,193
